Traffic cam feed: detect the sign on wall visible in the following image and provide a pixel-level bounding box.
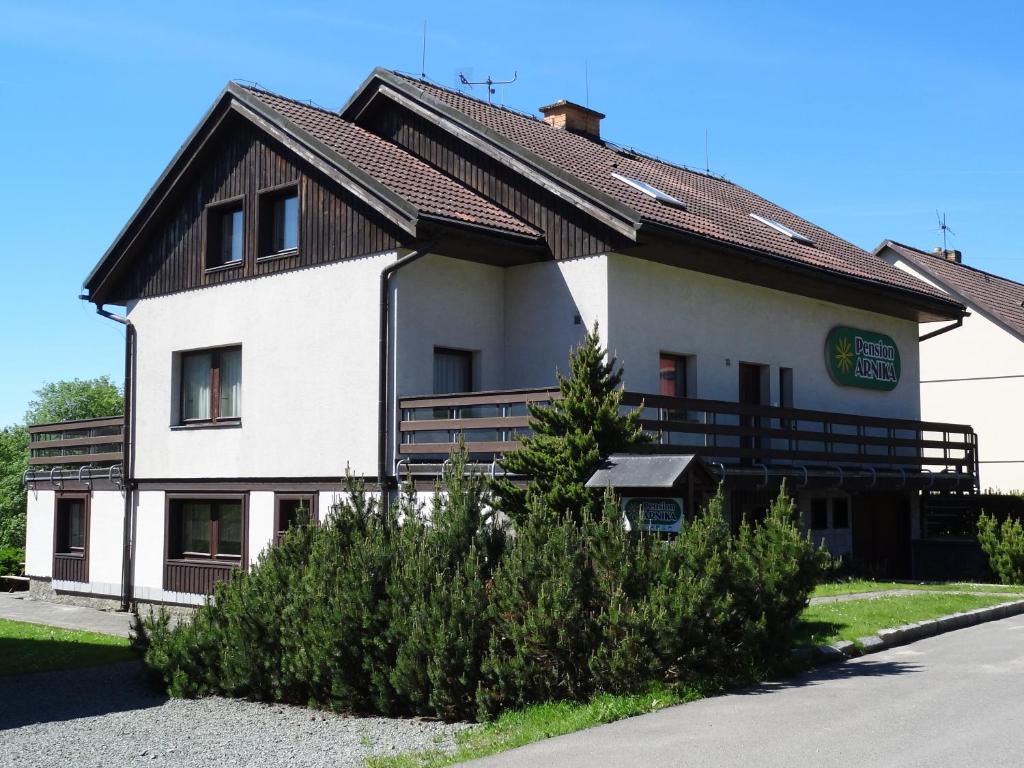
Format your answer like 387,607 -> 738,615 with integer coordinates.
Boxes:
825,326 -> 901,391
622,497 -> 684,534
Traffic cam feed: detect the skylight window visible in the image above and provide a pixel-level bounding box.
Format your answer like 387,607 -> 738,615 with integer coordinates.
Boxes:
611,172 -> 686,210
749,213 -> 814,246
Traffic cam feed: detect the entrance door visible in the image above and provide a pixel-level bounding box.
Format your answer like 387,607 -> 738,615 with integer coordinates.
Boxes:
738,363 -> 766,463
852,493 -> 911,578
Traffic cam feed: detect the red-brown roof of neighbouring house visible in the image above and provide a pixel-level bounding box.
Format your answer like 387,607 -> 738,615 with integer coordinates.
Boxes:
239,86 -> 541,239
879,240 -> 1024,339
374,72 -> 952,303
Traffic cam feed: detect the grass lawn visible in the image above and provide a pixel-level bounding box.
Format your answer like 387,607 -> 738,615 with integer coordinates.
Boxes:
368,685 -> 710,768
0,619 -> 134,676
811,580 -> 1024,598
797,591 -> 1015,645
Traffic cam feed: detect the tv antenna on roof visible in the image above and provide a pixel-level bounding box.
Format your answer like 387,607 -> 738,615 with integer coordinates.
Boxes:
936,210 -> 956,251
458,71 -> 517,104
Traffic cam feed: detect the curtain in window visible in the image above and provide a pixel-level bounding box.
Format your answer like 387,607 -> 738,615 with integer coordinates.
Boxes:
182,503 -> 211,554
68,502 -> 85,549
433,350 -> 472,394
274,195 -> 298,251
217,503 -> 243,557
218,348 -> 242,418
183,353 -> 212,420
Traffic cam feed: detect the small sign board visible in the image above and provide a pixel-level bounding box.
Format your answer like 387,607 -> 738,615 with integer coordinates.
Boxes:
825,326 -> 901,391
622,497 -> 684,534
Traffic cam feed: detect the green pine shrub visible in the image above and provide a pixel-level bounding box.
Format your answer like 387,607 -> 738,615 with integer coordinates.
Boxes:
978,511 -> 1024,585
491,323 -> 648,528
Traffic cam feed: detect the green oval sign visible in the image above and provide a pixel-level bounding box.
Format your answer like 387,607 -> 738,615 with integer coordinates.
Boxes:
825,326 -> 901,391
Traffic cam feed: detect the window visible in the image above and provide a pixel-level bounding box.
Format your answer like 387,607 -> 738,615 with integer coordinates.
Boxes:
832,498 -> 850,529
810,497 -> 850,530
274,493 -> 318,544
55,496 -> 87,555
611,172 -> 687,209
810,498 -> 829,530
206,199 -> 244,267
434,348 -> 473,394
749,213 -> 814,246
259,187 -> 299,257
659,353 -> 688,399
180,346 -> 241,423
168,499 -> 244,560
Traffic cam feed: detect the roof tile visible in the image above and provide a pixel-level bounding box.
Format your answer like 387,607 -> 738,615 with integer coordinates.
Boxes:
883,241 -> 1024,338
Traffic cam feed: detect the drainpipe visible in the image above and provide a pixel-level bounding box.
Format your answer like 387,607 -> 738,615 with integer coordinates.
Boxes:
95,305 -> 135,612
378,243 -> 435,505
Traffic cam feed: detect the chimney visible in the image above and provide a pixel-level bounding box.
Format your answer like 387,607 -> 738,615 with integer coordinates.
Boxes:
932,247 -> 962,264
539,100 -> 604,139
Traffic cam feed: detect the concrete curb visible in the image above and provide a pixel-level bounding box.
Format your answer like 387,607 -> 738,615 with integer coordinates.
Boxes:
801,598 -> 1024,664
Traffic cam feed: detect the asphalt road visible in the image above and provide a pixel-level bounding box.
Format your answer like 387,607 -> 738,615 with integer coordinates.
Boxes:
466,613 -> 1024,767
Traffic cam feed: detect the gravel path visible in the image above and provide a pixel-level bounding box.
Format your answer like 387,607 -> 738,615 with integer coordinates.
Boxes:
0,662 -> 470,768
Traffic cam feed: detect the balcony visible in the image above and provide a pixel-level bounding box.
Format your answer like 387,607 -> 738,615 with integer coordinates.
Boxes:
399,389 -> 979,491
25,416 -> 125,486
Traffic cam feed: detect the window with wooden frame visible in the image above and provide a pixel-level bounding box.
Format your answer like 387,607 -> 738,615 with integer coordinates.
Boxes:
167,498 -> 245,561
206,198 -> 245,268
433,348 -> 474,394
54,495 -> 88,555
258,185 -> 299,258
53,493 -> 90,583
274,493 -> 318,544
179,346 -> 242,424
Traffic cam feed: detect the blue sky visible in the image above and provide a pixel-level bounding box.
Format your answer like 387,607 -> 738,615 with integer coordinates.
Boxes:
1,1 -> 1022,425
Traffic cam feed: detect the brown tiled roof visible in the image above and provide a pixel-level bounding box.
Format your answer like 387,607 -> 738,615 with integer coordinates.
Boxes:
880,241 -> 1024,339
385,72 -> 951,301
239,86 -> 540,239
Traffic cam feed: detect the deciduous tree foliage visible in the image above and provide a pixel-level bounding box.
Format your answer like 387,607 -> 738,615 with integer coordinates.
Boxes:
0,377 -> 123,552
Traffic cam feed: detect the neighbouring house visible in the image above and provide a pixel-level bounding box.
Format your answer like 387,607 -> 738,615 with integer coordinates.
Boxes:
876,241 -> 1024,494
24,68 -> 979,609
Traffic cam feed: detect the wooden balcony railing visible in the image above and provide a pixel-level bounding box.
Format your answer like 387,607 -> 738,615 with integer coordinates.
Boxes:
399,389 -> 979,485
28,416 -> 125,467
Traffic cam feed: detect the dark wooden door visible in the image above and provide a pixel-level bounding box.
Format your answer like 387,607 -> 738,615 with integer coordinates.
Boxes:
738,363 -> 765,463
852,493 -> 911,578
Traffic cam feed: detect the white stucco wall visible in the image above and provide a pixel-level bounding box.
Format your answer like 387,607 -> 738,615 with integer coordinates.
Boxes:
503,256 -> 609,388
888,253 -> 1024,491
83,490 -> 125,593
24,489 -> 55,578
605,253 -> 922,419
128,252 -> 395,480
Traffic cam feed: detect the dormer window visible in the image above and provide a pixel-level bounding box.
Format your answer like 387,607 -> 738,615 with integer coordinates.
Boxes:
206,198 -> 244,268
259,185 -> 299,257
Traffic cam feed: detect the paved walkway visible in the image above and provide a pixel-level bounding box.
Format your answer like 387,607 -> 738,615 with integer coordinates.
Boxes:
0,593 -> 132,637
808,588 -> 1022,604
466,613 -> 1024,768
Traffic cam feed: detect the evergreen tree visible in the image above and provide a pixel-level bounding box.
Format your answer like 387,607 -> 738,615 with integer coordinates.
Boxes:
492,323 -> 647,527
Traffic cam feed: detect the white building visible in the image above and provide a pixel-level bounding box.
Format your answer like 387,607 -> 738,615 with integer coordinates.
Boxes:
876,240 -> 1024,492
25,70 -> 977,608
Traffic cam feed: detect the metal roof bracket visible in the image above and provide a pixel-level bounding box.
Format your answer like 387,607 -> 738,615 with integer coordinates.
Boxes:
831,466 -> 844,489
49,467 -> 63,491
109,464 -> 123,490
754,462 -> 769,490
897,467 -> 907,488
795,465 -> 809,489
865,466 -> 877,489
78,465 -> 93,491
711,461 -> 727,484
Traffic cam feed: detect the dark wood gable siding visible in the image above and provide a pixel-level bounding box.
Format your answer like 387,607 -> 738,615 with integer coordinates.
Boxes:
363,104 -> 628,261
110,116 -> 401,301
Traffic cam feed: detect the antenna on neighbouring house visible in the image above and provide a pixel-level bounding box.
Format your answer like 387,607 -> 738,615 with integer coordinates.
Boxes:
585,60 -> 590,107
704,128 -> 710,174
936,210 -> 956,251
420,20 -> 427,78
458,71 -> 518,104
